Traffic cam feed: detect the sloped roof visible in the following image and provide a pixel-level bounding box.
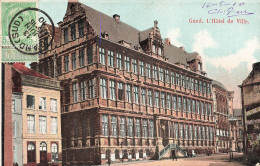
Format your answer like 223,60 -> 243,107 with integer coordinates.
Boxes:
12,63 -> 51,79
139,27 -> 153,42
212,80 -> 227,91
242,62 -> 260,86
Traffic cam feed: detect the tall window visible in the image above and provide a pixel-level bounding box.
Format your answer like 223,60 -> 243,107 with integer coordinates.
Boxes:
176,73 -> 180,86
186,76 -> 190,89
187,98 -> 191,113
197,101 -> 200,114
161,92 -> 165,108
64,28 -> 68,43
153,66 -> 158,80
146,64 -> 151,78
71,52 -> 77,70
99,47 -> 105,65
198,126 -> 201,139
189,124 -> 193,140
201,102 -> 204,115
171,72 -> 175,84
111,116 -> 117,136
128,118 -> 133,137
78,20 -> 84,37
207,84 -> 211,96
139,61 -> 144,76
57,58 -> 62,75
133,86 -> 139,104
126,84 -> 131,102
172,95 -> 177,110
27,143 -> 36,162
167,94 -> 171,110
80,81 -> 86,101
149,120 -> 154,138
181,75 -> 185,87
135,118 -> 141,137
183,97 -> 186,112
208,104 -> 212,115
51,143 -> 58,162
191,78 -> 194,90
206,126 -> 209,140
194,125 -> 197,140
27,115 -> 35,133
100,78 -> 107,99
202,126 -> 206,140
79,49 -> 85,67
148,90 -> 153,106
39,116 -> 47,134
73,83 -> 78,102
159,67 -> 164,82
158,47 -> 162,56
192,100 -> 196,113
178,96 -> 182,111
27,95 -> 35,109
39,97 -> 46,110
152,45 -> 156,53
142,119 -> 148,138
180,124 -> 183,139
141,88 -> 146,105
116,53 -> 122,69
174,123 -> 178,138
64,55 -> 69,72
199,81 -> 202,93
50,99 -> 57,112
71,24 -> 76,40
205,103 -> 208,115
13,121 -> 17,138
118,82 -> 124,100
125,56 -> 130,72
51,117 -> 58,134
132,59 -> 137,74
154,91 -> 159,107
109,80 -> 116,100
87,46 -> 93,64
89,79 -> 95,98
195,80 -> 198,91
43,37 -> 48,50
210,127 -> 213,140
102,115 -> 108,136
120,117 -> 126,137
203,82 -> 206,94
108,50 -> 114,67
165,70 -> 170,83
185,125 -> 188,139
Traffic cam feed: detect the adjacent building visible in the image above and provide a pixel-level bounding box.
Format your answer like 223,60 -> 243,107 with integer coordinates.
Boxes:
31,2 -> 216,165
230,109 -> 244,152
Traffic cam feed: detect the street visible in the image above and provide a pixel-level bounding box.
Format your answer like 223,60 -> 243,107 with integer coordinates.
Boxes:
106,152 -> 244,166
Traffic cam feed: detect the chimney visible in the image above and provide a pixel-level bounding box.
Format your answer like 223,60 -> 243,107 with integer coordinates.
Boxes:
113,14 -> 120,22
154,20 -> 158,28
164,38 -> 171,46
180,46 -> 185,51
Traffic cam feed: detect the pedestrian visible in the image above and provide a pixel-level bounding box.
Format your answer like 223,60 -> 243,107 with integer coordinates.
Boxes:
172,150 -> 177,161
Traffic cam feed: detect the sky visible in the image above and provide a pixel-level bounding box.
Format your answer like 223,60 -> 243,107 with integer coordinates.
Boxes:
39,0 -> 260,109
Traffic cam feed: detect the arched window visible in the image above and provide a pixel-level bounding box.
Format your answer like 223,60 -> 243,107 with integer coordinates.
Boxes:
27,143 -> 36,162
152,45 -> 156,53
40,142 -> 47,151
51,143 -> 58,162
158,47 -> 162,56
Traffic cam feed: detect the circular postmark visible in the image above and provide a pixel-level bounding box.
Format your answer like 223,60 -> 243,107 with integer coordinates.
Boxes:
8,8 -> 55,55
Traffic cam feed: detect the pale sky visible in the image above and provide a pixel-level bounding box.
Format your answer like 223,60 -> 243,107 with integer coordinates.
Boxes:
39,0 -> 260,108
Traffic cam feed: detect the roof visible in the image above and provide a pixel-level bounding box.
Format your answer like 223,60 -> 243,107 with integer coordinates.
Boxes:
139,28 -> 153,42
12,63 -> 51,79
45,24 -> 61,44
212,80 -> 227,91
233,109 -> 242,117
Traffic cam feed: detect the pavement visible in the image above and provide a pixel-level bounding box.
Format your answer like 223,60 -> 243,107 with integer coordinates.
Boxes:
102,152 -> 245,166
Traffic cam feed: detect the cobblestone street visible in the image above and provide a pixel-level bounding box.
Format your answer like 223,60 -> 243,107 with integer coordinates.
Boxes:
106,152 -> 244,166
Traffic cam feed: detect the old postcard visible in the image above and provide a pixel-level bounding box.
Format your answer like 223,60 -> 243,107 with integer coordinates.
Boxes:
1,0 -> 260,166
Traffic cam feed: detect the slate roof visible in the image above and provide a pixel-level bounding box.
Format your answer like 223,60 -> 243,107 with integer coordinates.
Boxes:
12,63 -> 51,79
233,109 -> 242,117
212,80 -> 228,91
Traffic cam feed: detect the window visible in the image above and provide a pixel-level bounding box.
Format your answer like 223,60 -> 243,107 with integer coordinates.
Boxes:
100,78 -> 107,99
208,104 -> 212,115
167,94 -> 171,110
187,98 -> 191,113
185,125 -> 188,139
199,81 -> 202,93
126,84 -> 131,102
13,145 -> 17,162
78,20 -> 84,37
139,61 -> 144,76
152,45 -> 156,53
186,76 -> 190,89
87,46 -> 93,64
195,80 -> 198,91
149,120 -> 154,138
73,83 -> 78,102
27,95 -> 35,109
201,102 -> 204,115
44,37 -> 48,50
64,55 -> 69,72
39,97 -> 46,110
180,124 -> 183,139
51,117 -> 58,134
192,100 -> 196,113
133,86 -> 139,104
57,58 -> 62,75
111,116 -> 117,136
89,79 -> 95,98
171,72 -> 175,84
207,84 -> 211,95
148,90 -> 153,106
239,129 -> 242,137
161,92 -> 165,108
40,142 -> 47,151
132,59 -> 137,74
210,127 -> 213,140
79,49 -> 85,67
27,143 -> 36,162
191,78 -> 194,90
135,118 -> 141,137
50,99 -> 57,112
206,126 -> 209,140
116,53 -> 122,69
189,124 -> 193,140
202,126 -> 205,140
153,66 -> 158,80
128,118 -> 133,137
165,70 -> 169,83
141,88 -> 146,105
118,82 -> 123,100
80,81 -> 86,101
51,143 -> 58,162
198,126 -> 201,139
71,24 -> 76,40
102,115 -> 108,136
194,125 -> 197,139
174,123 -> 178,138
178,96 -> 182,111
154,91 -> 159,107
142,119 -> 148,138
181,75 -> 185,87
158,47 -> 162,56
205,103 -> 208,115
108,50 -> 114,67
203,82 -> 206,94
64,28 -> 69,43
125,56 -> 130,71
13,121 -> 17,138
183,97 -> 186,112
120,117 -> 126,137
176,73 -> 180,86
109,80 -> 116,100
39,116 -> 47,134
71,52 -> 77,69
172,95 -> 177,110
99,47 -> 105,65
159,67 -> 164,82
146,64 -> 151,78
27,115 -> 35,133
197,101 -> 200,114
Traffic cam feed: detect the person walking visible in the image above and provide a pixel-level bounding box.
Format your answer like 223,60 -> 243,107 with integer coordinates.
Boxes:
172,150 -> 177,161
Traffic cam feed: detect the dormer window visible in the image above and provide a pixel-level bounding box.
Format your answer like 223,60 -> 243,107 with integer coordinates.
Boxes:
78,20 -> 84,38
158,47 -> 162,56
64,28 -> 69,43
43,37 -> 48,50
71,24 -> 76,41
71,4 -> 75,14
152,45 -> 156,53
